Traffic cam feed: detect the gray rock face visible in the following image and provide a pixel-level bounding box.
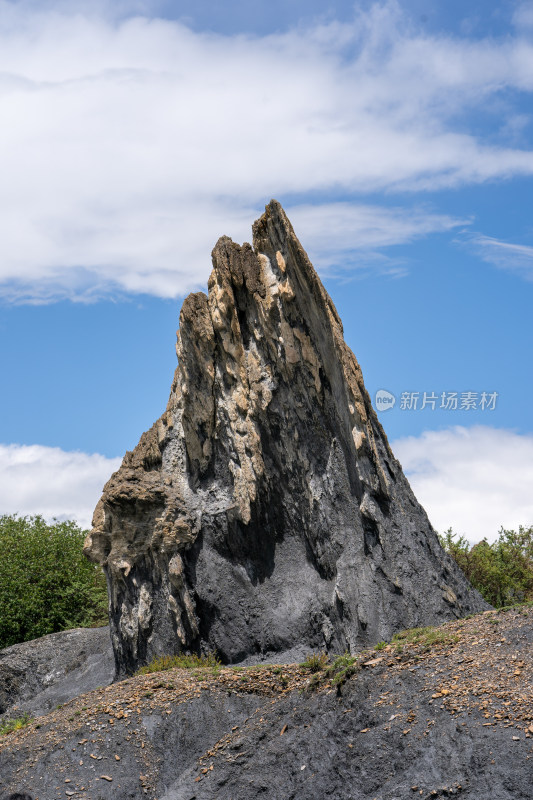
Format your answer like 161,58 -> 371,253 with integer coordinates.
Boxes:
84,200 -> 488,677
0,627 -> 114,721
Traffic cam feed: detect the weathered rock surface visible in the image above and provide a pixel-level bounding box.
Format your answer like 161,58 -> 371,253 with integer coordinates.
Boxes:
0,627 -> 113,721
84,200 -> 487,678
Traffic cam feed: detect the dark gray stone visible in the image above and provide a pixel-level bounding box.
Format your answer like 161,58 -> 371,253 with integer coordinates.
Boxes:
0,626 -> 114,721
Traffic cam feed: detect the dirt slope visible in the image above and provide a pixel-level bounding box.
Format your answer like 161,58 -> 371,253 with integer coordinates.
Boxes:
0,606 -> 531,800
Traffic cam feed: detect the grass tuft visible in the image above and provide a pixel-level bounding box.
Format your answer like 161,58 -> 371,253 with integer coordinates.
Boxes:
304,651 -> 361,691
390,625 -> 459,652
302,652 -> 329,673
328,653 -> 360,687
497,599 -> 533,614
135,652 -> 221,676
0,712 -> 32,736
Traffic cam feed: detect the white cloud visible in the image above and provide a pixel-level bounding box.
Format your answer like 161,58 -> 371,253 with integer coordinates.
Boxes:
461,232 -> 533,280
393,426 -> 533,544
513,2 -> 533,29
0,443 -> 121,529
0,1 -> 533,300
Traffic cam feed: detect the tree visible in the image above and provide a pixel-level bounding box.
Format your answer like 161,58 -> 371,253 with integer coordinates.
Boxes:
0,514 -> 108,649
439,525 -> 533,607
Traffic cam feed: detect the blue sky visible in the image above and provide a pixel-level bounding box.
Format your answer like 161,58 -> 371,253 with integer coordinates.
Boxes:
1,0 -> 532,540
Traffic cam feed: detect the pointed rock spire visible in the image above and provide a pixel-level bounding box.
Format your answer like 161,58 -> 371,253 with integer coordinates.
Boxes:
85,200 -> 487,677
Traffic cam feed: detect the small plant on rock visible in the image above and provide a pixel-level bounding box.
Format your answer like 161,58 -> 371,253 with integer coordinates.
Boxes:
302,652 -> 329,673
328,653 -> 360,687
0,713 -> 32,736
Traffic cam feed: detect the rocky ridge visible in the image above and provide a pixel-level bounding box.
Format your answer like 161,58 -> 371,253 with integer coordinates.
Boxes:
84,200 -> 487,678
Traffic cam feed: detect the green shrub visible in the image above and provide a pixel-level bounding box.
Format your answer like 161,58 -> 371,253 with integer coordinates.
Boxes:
328,653 -> 360,686
439,525 -> 533,608
0,514 -> 108,649
304,650 -> 372,691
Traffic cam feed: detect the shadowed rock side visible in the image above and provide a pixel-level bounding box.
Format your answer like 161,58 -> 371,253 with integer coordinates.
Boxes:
84,200 -> 488,678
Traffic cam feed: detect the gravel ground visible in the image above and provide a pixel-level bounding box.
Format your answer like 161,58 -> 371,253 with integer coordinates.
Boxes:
0,606 -> 531,800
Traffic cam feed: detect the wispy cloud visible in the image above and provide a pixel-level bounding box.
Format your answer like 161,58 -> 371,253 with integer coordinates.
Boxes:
0,0 -> 533,300
393,426 -> 533,543
513,2 -> 533,29
0,443 -> 121,529
462,232 -> 533,280
289,202 -> 469,277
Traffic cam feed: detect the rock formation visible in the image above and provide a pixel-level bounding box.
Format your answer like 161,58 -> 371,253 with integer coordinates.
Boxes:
84,200 -> 487,677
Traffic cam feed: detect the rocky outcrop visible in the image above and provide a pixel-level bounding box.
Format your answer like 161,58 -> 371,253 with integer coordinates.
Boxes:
84,200 -> 488,678
0,627 -> 113,721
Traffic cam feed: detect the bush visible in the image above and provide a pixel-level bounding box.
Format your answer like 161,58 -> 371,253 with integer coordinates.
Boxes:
0,514 -> 108,649
439,525 -> 533,608
328,652 -> 360,687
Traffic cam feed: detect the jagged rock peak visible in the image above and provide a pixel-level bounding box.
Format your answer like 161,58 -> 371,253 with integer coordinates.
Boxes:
84,200 -> 488,677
